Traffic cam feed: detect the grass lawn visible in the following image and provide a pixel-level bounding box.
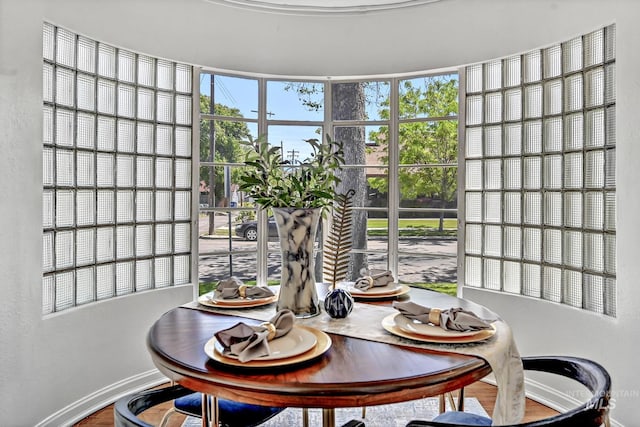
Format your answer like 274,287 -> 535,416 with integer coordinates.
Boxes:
413,282 -> 457,296
200,281 -> 457,297
367,218 -> 457,229
206,218 -> 458,237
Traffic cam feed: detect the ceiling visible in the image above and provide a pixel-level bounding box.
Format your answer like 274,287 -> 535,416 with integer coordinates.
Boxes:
205,0 -> 446,14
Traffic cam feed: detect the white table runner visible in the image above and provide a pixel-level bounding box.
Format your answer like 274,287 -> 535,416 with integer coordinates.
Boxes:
183,299 -> 525,425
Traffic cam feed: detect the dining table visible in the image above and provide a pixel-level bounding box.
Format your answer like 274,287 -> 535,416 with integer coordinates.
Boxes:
146,284 -> 525,427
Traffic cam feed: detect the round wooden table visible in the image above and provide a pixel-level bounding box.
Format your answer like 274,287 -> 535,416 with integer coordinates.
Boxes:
147,291 -> 493,427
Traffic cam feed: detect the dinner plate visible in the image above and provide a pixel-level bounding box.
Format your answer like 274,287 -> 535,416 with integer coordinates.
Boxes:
394,313 -> 484,338
346,282 -> 403,296
381,313 -> 496,344
345,284 -> 411,300
214,325 -> 317,361
198,293 -> 278,308
205,326 -> 332,368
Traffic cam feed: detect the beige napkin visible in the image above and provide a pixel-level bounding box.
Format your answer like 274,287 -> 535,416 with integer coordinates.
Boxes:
354,269 -> 395,290
214,277 -> 275,300
214,310 -> 295,362
393,301 -> 492,332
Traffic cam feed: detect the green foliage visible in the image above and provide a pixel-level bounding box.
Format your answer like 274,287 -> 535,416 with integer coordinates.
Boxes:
237,134 -> 345,209
323,190 -> 355,288
368,77 -> 458,203
199,95 -> 252,200
411,282 -> 457,296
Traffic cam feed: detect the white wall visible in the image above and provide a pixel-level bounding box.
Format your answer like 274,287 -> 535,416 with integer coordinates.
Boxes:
0,0 -> 638,425
0,1 -> 194,426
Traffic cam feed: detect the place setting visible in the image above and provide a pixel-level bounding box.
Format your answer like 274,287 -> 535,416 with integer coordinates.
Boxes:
204,309 -> 332,368
198,277 -> 278,309
382,301 -> 496,344
342,269 -> 410,300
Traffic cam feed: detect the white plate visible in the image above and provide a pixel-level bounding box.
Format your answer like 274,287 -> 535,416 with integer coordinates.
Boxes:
394,313 -> 484,338
205,326 -> 332,368
382,313 -> 496,344
198,293 -> 277,308
210,325 -> 318,361
346,282 -> 403,296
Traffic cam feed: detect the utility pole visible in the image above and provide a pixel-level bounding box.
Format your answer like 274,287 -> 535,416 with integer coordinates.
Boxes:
287,149 -> 299,164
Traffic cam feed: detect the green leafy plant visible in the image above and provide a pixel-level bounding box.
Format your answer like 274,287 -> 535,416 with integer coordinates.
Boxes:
237,134 -> 345,209
323,189 -> 355,289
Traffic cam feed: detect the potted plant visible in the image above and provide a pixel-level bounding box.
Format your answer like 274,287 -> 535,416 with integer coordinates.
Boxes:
237,134 -> 345,317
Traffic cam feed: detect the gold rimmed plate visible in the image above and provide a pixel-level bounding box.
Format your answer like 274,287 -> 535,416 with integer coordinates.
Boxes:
382,313 -> 496,344
205,326 -> 332,368
198,293 -> 278,309
345,284 -> 410,300
394,314 -> 486,338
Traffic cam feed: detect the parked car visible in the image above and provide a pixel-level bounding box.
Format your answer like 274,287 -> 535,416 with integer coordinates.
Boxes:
235,217 -> 279,241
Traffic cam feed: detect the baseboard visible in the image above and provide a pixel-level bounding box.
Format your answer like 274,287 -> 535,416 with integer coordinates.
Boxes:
35,369 -> 167,427
481,377 -> 622,427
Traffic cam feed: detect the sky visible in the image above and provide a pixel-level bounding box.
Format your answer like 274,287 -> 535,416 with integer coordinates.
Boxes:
199,73 -> 390,161
200,74 -> 322,160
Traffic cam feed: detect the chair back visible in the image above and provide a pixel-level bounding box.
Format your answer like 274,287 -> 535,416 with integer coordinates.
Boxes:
114,384 -> 194,427
406,355 -> 611,427
518,356 -> 610,427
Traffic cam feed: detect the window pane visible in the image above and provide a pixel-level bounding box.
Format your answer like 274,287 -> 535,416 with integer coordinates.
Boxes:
267,80 -> 324,121
200,74 -> 258,119
399,75 -> 458,120
267,125 -> 323,164
332,81 -> 390,122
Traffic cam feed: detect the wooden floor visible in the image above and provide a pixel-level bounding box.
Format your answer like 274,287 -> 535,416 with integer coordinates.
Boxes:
75,381 -> 558,426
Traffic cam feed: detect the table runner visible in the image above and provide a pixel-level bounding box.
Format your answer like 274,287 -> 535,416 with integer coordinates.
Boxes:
182,299 -> 525,425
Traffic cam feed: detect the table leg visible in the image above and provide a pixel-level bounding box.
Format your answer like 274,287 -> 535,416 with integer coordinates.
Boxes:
302,408 -> 309,427
322,408 -> 335,427
457,387 -> 465,411
201,394 -> 218,427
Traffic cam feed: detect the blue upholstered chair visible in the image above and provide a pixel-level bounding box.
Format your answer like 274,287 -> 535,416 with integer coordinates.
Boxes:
114,384 -> 284,427
114,383 -> 365,427
405,356 -> 611,427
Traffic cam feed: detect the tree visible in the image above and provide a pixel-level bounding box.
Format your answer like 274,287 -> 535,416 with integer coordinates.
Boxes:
200,94 -> 251,233
285,82 -> 372,280
369,76 -> 458,231
332,83 -> 369,280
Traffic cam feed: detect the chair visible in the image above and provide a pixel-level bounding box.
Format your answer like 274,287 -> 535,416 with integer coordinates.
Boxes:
114,384 -> 284,427
405,356 -> 611,427
114,383 -> 365,427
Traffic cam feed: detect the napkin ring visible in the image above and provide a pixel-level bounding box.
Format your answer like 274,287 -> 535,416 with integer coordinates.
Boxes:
259,322 -> 277,341
365,276 -> 374,288
428,308 -> 441,326
238,284 -> 248,298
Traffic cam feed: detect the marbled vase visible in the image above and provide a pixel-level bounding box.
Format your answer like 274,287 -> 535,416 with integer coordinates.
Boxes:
273,207 -> 321,318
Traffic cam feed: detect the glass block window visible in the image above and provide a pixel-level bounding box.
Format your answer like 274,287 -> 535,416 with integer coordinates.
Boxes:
42,23 -> 193,315
462,25 -> 616,316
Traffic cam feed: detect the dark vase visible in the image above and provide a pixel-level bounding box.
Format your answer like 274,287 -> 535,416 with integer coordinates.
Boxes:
323,288 -> 354,319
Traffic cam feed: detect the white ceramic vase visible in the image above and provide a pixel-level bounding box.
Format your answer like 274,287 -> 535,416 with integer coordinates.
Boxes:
272,207 -> 321,317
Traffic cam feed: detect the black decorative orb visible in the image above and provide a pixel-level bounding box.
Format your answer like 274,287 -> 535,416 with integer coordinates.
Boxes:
323,288 -> 354,319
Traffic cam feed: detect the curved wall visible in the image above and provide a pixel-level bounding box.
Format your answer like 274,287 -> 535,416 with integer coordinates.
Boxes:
43,0 -> 616,77
1,0 -> 638,425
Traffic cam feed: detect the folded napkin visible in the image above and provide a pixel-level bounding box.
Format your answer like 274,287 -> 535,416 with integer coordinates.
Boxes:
354,269 -> 395,290
393,301 -> 492,332
214,277 -> 275,300
214,310 -> 295,362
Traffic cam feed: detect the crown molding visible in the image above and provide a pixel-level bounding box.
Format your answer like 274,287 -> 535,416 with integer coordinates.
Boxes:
204,0 -> 446,15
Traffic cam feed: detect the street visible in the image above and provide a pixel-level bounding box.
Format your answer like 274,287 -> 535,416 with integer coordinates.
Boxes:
197,215 -> 458,285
